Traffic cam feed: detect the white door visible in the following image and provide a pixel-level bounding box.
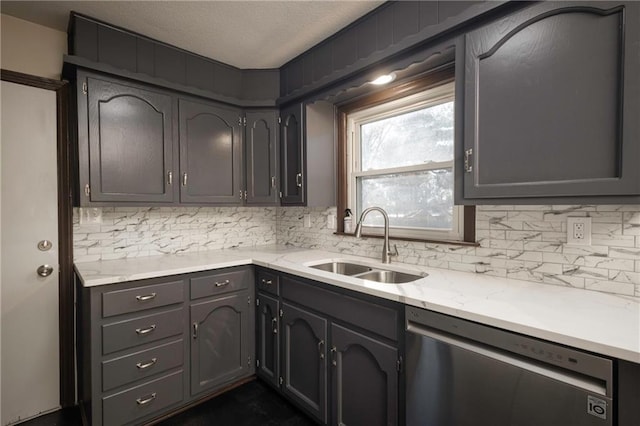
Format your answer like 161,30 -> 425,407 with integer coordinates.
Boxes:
0,81 -> 60,424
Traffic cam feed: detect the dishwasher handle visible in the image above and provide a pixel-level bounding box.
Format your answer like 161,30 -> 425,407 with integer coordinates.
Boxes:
407,320 -> 609,397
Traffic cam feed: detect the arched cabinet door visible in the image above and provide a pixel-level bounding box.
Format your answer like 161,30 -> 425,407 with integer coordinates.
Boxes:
330,323 -> 398,426
245,111 -> 279,205
190,292 -> 250,396
460,1 -> 640,202
256,293 -> 279,387
179,98 -> 243,204
280,302 -> 327,423
279,103 -> 306,205
85,75 -> 174,203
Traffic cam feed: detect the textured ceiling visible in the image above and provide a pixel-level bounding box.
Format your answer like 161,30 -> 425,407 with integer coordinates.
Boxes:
1,1 -> 385,69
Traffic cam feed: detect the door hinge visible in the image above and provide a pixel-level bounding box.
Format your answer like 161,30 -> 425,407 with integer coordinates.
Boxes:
256,298 -> 260,307
244,190 -> 248,200
82,82 -> 87,95
248,296 -> 251,305
278,117 -> 282,124
279,309 -> 283,318
238,116 -> 242,126
256,359 -> 260,368
248,356 -> 251,367
397,356 -> 403,373
279,377 -> 283,385
84,184 -> 90,197
464,148 -> 473,173
243,116 -> 247,126
239,190 -> 243,200
279,191 -> 283,199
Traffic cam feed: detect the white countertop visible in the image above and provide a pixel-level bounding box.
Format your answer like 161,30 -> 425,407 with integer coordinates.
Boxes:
74,245 -> 640,363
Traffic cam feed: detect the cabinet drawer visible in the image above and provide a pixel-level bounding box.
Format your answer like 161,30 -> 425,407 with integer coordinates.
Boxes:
257,270 -> 279,295
190,268 -> 251,300
102,280 -> 184,318
102,339 -> 184,392
281,276 -> 399,341
102,370 -> 184,426
102,308 -> 183,355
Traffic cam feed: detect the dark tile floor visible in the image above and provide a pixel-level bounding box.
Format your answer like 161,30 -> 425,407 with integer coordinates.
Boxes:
19,380 -> 314,426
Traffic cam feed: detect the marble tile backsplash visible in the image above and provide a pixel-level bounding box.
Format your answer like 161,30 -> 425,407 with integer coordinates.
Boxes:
73,207 -> 276,262
276,205 -> 640,298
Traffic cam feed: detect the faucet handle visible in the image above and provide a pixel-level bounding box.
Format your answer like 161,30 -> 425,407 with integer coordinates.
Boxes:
390,244 -> 399,257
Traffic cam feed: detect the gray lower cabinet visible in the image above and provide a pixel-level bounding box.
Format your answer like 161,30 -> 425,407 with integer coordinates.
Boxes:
458,1 -> 640,203
77,266 -> 254,426
179,98 -> 243,204
77,70 -> 175,205
244,111 -> 279,205
254,268 -> 403,426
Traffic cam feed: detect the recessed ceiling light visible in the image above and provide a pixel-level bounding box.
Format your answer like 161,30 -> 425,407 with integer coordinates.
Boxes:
370,73 -> 395,85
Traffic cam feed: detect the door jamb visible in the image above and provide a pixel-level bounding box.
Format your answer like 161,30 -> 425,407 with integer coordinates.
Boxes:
1,69 -> 74,408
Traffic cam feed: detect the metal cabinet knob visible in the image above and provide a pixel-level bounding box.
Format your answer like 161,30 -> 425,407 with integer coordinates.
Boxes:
37,265 -> 54,277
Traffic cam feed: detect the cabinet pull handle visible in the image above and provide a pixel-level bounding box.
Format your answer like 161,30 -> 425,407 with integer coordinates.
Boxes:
136,293 -> 156,302
182,172 -> 188,186
136,358 -> 158,370
135,325 -> 156,335
318,340 -> 325,360
464,148 -> 473,173
272,318 -> 278,334
261,279 -> 272,285
136,392 -> 157,406
167,171 -> 173,185
295,173 -> 302,187
192,322 -> 198,339
271,176 -> 276,188
330,346 -> 337,366
215,279 -> 230,287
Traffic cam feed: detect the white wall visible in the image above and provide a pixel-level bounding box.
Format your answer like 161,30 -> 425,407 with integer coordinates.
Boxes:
0,14 -> 67,79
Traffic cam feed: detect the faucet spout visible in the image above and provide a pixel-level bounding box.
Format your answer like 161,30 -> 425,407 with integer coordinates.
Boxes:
354,207 -> 398,264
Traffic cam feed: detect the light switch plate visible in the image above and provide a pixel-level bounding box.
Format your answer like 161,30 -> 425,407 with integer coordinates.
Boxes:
567,217 -> 591,245
327,214 -> 336,230
303,214 -> 311,228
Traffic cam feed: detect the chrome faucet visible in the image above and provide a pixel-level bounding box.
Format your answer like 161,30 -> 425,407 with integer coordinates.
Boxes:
354,207 -> 398,264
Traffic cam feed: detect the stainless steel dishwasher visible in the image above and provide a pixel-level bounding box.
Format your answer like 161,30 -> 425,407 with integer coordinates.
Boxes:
406,306 -> 614,426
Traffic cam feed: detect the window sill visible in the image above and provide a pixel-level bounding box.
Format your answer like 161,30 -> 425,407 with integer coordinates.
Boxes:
333,232 -> 480,247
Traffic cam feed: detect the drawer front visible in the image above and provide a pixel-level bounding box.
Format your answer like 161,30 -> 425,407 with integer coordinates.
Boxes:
102,370 -> 184,426
281,275 -> 399,341
102,308 -> 183,355
102,280 -> 184,318
257,270 -> 279,295
102,339 -> 184,392
190,268 -> 251,300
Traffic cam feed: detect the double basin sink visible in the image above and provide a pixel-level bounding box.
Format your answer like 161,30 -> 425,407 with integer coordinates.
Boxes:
309,261 -> 427,284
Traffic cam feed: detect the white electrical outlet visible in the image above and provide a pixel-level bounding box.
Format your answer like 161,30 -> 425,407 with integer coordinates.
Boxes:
567,217 -> 591,245
303,214 -> 311,228
327,214 -> 336,230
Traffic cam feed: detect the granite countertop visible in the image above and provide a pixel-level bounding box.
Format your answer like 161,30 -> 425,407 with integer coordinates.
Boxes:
74,245 -> 640,363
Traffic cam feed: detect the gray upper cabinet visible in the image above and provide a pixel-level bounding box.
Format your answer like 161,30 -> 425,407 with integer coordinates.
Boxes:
80,72 -> 175,204
245,111 -> 279,205
279,103 -> 306,205
458,1 -> 640,203
179,98 -> 243,204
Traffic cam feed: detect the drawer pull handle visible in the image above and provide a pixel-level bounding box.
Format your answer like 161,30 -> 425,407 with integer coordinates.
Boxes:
215,280 -> 230,287
136,293 -> 157,302
136,392 -> 157,406
261,279 -> 273,285
135,325 -> 156,335
136,358 -> 158,370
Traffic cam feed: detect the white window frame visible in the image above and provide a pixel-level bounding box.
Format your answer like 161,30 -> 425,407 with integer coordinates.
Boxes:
346,82 -> 464,241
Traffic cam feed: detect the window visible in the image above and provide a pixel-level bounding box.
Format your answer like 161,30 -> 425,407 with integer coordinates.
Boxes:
338,69 -> 474,244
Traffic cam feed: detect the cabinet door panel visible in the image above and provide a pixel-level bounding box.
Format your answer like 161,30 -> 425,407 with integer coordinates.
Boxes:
87,77 -> 174,203
281,302 -> 327,423
246,111 -> 279,205
256,293 -> 279,388
190,292 -> 249,395
461,2 -> 640,200
179,99 -> 242,204
280,103 -> 306,205
331,323 -> 398,426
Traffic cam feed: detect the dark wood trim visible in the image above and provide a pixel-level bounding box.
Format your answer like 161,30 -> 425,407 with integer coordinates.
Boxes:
336,65 -> 477,245
1,69 -> 75,407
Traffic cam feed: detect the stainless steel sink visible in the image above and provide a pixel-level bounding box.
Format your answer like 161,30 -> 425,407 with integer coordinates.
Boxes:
355,270 -> 426,284
308,261 -> 426,284
309,262 -> 372,276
